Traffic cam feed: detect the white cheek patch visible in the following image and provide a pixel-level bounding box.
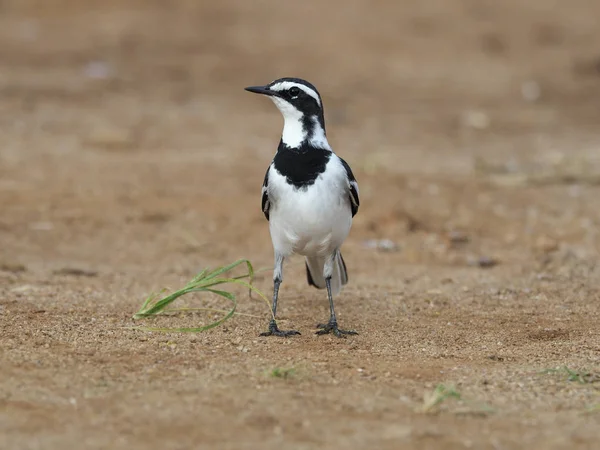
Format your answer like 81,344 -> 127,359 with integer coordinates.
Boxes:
269,81 -> 321,107
270,96 -> 302,120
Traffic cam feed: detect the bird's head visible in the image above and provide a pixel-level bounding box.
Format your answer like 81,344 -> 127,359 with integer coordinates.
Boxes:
245,77 -> 329,150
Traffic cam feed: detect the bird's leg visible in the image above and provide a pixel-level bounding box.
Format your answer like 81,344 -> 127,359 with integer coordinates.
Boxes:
261,279 -> 301,337
260,254 -> 300,337
316,253 -> 357,338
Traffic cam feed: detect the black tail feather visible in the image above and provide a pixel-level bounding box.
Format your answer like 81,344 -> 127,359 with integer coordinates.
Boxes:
306,262 -> 319,288
339,251 -> 349,285
306,253 -> 349,289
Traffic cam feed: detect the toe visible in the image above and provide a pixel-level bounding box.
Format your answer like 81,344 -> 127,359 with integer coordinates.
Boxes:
274,329 -> 301,337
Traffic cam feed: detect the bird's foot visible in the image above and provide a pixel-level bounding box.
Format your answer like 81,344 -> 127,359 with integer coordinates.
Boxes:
260,320 -> 301,337
316,320 -> 358,338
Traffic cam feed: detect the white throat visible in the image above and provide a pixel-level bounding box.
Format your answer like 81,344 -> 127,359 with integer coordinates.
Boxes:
271,97 -> 306,148
271,97 -> 331,150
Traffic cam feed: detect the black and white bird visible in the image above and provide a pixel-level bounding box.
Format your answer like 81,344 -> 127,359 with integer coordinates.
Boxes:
245,77 -> 360,338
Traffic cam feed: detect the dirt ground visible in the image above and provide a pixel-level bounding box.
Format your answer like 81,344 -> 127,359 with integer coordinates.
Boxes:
1,1 -> 600,448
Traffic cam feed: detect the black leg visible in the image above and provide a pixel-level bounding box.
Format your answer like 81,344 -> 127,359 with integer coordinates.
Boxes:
260,256 -> 300,337
316,277 -> 357,338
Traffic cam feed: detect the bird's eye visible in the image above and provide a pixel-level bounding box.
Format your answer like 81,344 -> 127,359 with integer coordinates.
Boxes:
288,87 -> 300,97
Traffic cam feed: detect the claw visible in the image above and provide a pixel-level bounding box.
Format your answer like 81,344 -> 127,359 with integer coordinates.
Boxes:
260,320 -> 301,337
315,320 -> 358,338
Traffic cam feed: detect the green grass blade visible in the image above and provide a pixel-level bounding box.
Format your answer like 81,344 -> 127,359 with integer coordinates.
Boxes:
131,288 -> 237,333
133,288 -> 196,318
191,268 -> 209,283
202,288 -> 236,300
201,277 -> 273,318
131,259 -> 272,331
137,288 -> 168,313
203,259 -> 253,281
161,307 -> 262,319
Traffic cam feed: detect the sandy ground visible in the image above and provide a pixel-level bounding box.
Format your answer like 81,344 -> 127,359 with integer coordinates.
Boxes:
1,1 -> 600,449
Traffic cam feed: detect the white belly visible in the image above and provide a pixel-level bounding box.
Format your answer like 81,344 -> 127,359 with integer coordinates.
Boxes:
267,159 -> 352,257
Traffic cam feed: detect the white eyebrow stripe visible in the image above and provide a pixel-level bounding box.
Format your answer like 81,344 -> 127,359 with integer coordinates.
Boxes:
269,81 -> 321,106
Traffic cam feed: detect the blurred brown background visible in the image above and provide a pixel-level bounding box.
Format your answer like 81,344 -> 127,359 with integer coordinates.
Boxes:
1,1 -> 599,449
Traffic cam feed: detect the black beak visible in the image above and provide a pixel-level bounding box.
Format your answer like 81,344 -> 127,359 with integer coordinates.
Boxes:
244,85 -> 277,96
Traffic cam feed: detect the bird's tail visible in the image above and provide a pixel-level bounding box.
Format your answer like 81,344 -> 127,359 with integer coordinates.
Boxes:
305,251 -> 348,296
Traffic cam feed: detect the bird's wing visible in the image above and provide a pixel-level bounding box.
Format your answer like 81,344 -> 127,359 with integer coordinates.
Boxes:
339,156 -> 359,217
261,165 -> 271,220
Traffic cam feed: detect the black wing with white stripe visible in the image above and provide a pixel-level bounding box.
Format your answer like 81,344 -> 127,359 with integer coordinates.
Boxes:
339,157 -> 359,217
261,165 -> 271,220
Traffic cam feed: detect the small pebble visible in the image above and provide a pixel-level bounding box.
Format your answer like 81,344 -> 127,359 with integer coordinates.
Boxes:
468,256 -> 499,268
363,239 -> 399,252
84,61 -> 112,79
29,222 -> 54,231
461,110 -> 490,129
521,80 -> 541,102
447,231 -> 469,245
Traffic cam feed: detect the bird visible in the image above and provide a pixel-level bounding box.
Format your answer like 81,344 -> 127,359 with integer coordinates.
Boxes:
245,77 -> 360,338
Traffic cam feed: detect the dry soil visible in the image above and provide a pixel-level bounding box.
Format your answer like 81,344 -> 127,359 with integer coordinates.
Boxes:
1,1 -> 600,449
